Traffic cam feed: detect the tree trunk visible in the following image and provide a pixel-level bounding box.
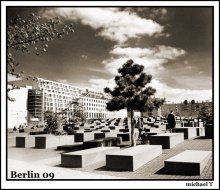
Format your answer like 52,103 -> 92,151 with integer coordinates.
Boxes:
130,109 -> 136,147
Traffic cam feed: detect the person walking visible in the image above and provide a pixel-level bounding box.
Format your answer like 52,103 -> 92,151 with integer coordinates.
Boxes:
137,118 -> 143,140
167,110 -> 176,133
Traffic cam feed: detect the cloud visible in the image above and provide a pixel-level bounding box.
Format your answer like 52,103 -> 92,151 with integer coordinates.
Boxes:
150,79 -> 212,103
88,78 -> 115,92
185,66 -> 193,69
40,8 -> 164,44
81,54 -> 88,60
57,79 -> 67,83
88,77 -> 212,103
102,46 -> 186,75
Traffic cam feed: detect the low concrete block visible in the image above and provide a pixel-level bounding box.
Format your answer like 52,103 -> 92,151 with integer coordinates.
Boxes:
144,128 -> 150,132
159,124 -> 166,131
35,135 -> 75,149
117,133 -> 130,141
196,127 -> 205,136
172,127 -> 197,139
61,147 -> 120,168
106,145 -> 162,171
165,150 -> 212,175
16,136 -> 35,148
83,137 -> 119,148
101,130 -> 110,133
119,129 -> 129,133
205,124 -> 213,139
94,133 -> 105,139
199,121 -> 204,127
74,133 -> 94,142
150,133 -> 184,149
8,136 -> 16,147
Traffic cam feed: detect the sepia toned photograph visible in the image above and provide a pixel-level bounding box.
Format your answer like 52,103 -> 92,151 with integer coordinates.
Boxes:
1,1 -> 219,189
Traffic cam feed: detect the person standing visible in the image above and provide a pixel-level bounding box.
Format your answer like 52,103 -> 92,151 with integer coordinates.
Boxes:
167,110 -> 176,133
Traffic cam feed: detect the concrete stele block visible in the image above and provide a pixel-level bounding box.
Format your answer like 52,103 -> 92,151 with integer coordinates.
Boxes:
16,136 -> 35,148
94,133 -> 106,139
61,147 -> 120,168
165,150 -> 212,175
196,127 -> 205,136
35,135 -> 59,149
117,133 -> 130,141
172,127 -> 197,139
35,135 -> 75,149
205,124 -> 213,139
74,132 -> 94,142
106,145 -> 162,171
150,133 -> 184,149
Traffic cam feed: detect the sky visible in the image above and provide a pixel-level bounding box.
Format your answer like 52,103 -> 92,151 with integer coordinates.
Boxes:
7,7 -> 213,103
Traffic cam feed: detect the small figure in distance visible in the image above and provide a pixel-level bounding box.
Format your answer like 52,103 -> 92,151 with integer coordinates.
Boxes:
167,110 -> 176,133
137,118 -> 143,140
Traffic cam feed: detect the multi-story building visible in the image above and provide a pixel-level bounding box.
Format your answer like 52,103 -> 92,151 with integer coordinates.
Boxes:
8,77 -> 125,125
80,90 -> 120,119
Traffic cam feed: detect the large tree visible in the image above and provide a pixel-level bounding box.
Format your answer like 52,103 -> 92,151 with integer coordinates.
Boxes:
7,13 -> 74,100
104,59 -> 165,146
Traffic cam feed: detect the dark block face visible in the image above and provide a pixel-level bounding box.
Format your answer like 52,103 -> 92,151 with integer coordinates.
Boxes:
16,137 -> 25,147
61,154 -> 82,168
106,155 -> 133,171
35,137 -> 46,148
74,134 -> 84,142
165,162 -> 201,175
83,140 -> 103,149
205,125 -> 213,139
94,133 -> 105,139
150,136 -> 170,149
117,134 -> 130,141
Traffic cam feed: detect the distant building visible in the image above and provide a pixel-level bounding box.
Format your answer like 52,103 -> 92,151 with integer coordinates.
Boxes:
161,101 -> 212,117
140,101 -> 212,118
141,107 -> 162,118
8,78 -> 125,125
80,90 -> 127,119
7,86 -> 31,128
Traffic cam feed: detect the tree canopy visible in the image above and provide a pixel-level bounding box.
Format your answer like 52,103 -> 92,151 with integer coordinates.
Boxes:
104,59 -> 165,146
7,13 -> 74,99
104,59 -> 165,113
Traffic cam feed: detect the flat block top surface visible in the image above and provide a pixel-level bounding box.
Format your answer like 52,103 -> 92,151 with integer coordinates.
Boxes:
62,147 -> 120,156
151,133 -> 182,137
174,127 -> 196,130
107,145 -> 162,156
17,134 -> 49,138
166,150 -> 212,163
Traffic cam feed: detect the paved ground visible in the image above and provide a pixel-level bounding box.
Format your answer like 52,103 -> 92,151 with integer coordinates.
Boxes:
7,136 -> 213,180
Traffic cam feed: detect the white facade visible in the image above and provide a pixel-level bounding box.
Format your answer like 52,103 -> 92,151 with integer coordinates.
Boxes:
8,78 -> 127,122
81,92 -> 108,119
37,78 -> 83,113
8,86 -> 30,128
81,91 -> 127,119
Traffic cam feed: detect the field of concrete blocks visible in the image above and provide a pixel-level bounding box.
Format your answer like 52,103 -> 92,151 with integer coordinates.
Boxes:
7,116 -> 213,179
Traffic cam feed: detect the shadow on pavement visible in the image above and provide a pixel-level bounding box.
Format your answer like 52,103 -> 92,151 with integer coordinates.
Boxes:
155,167 -> 199,176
